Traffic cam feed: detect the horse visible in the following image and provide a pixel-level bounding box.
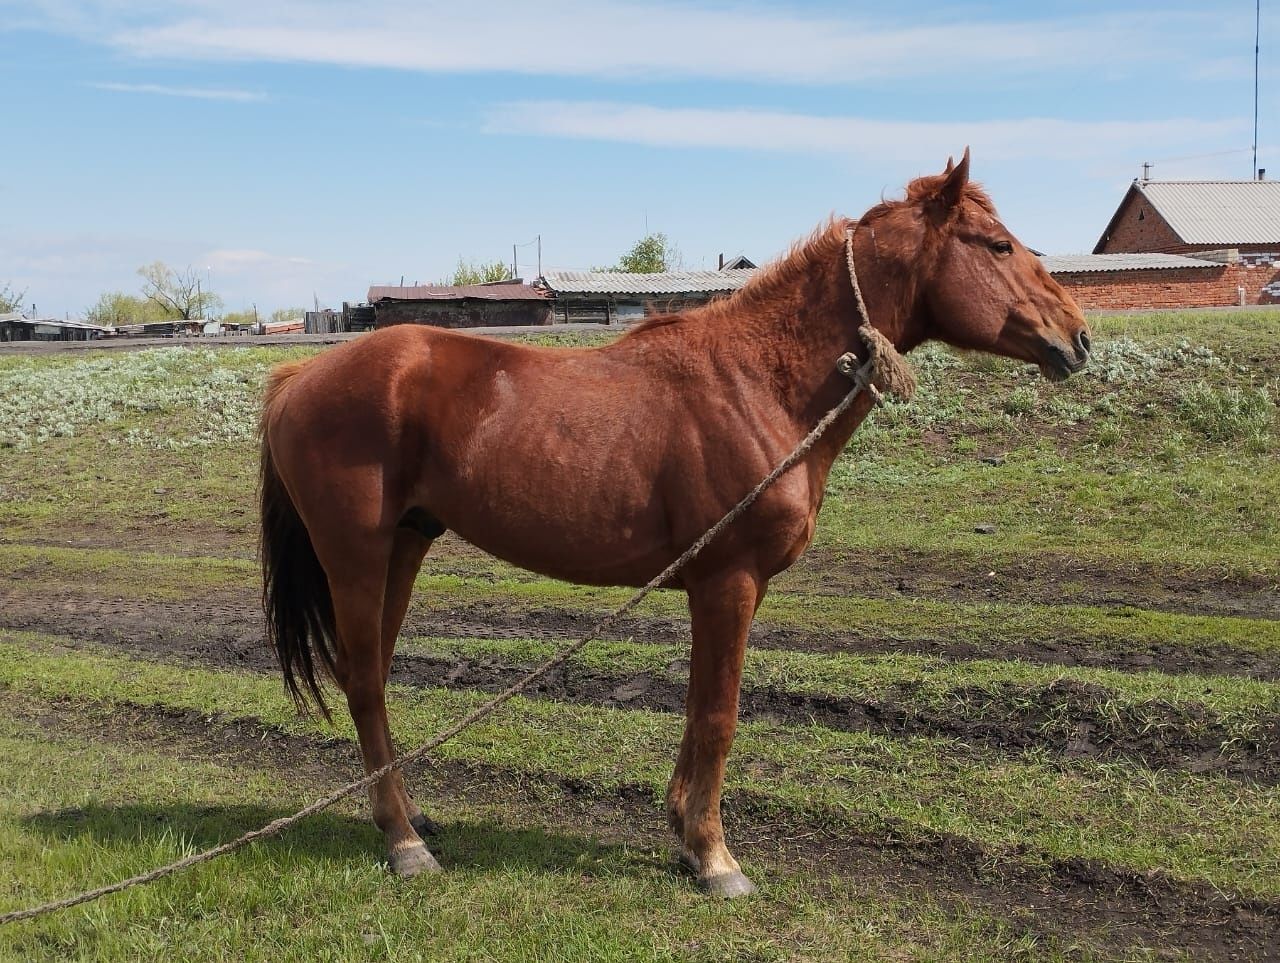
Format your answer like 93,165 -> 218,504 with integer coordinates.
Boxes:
258,150 -> 1090,898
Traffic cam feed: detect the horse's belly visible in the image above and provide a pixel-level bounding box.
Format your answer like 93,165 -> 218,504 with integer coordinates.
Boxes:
436,485 -> 672,586
423,408 -> 675,585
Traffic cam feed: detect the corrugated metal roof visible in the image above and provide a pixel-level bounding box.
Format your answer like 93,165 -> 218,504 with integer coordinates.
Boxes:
1136,180 -> 1280,244
367,283 -> 548,302
0,315 -> 110,330
543,269 -> 756,296
1039,253 -> 1218,274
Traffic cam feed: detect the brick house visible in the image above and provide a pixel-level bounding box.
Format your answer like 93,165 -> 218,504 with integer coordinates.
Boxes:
1083,179 -> 1280,306
1040,254 -> 1246,311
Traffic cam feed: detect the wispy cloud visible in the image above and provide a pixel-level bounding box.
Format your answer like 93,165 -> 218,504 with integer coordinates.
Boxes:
90,81 -> 267,102
16,1 -> 1227,85
485,100 -> 1249,164
204,249 -> 313,270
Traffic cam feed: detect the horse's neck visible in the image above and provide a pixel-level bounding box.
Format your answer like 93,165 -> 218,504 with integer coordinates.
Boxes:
727,233 -> 911,421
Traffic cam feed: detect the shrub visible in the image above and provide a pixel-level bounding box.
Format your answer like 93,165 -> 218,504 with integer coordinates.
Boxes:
1176,382 -> 1275,443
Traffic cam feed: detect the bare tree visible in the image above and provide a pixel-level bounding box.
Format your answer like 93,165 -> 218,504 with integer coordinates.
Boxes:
0,282 -> 26,314
137,262 -> 222,320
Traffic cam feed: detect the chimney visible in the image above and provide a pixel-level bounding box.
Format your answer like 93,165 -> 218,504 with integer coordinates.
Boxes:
718,253 -> 725,270
1141,162 -> 1152,182
1259,168 -> 1267,180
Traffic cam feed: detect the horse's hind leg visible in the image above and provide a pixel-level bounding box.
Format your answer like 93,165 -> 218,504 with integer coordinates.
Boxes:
380,525 -> 442,838
328,533 -> 441,878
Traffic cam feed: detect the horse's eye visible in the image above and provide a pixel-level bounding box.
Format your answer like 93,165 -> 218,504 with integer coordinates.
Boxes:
991,240 -> 1014,255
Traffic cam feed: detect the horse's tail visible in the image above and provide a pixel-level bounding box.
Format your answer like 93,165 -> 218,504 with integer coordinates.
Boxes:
259,360 -> 337,720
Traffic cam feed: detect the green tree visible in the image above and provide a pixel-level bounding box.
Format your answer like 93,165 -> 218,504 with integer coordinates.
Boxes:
221,308 -> 259,326
85,291 -> 166,327
0,282 -> 26,314
444,258 -> 513,286
138,261 -> 223,320
269,307 -> 307,323
606,233 -> 681,273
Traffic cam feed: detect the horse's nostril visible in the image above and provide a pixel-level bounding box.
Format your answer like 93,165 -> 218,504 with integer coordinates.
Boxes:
1075,330 -> 1092,355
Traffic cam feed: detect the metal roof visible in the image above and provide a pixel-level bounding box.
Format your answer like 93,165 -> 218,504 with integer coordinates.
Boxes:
1039,252 -> 1218,274
543,269 -> 756,296
0,315 -> 110,330
1134,180 -> 1280,245
367,283 -> 548,302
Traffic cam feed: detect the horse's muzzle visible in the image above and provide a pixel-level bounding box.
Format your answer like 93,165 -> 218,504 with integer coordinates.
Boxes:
1040,337 -> 1090,382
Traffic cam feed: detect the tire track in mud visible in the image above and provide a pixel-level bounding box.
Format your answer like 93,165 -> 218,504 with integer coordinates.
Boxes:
6,595 -> 1279,784
11,533 -> 1278,621
418,603 -> 1280,683
4,691 -> 1277,963
4,589 -> 1280,682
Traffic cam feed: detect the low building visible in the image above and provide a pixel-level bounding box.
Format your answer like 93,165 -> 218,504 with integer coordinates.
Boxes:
0,315 -> 110,342
540,270 -> 755,323
368,283 -> 552,328
1090,178 -> 1280,306
1043,252 -> 1280,310
114,319 -> 208,337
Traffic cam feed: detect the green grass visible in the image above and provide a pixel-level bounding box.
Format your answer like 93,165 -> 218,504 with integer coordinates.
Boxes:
2,630 -> 1278,901
2,321 -> 1278,578
2,316 -> 1279,959
0,699 -> 1115,963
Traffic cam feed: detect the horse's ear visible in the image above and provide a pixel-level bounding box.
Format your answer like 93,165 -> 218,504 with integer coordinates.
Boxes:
938,147 -> 970,209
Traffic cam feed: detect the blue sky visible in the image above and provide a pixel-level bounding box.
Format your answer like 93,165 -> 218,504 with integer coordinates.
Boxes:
1,0 -> 1274,317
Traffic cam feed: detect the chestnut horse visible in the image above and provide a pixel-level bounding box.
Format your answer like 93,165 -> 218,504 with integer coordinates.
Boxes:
259,151 -> 1089,897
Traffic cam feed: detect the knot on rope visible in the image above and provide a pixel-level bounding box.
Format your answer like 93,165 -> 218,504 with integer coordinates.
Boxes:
842,224 -> 917,403
856,323 -> 917,402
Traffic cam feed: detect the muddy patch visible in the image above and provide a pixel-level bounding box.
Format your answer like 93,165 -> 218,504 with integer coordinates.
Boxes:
7,586 -> 1278,683
5,596 -> 1278,784
395,654 -> 1280,784
784,545 -> 1280,620
4,692 -> 1277,963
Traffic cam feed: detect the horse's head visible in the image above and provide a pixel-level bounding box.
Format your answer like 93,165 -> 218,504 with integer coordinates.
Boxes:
874,149 -> 1091,381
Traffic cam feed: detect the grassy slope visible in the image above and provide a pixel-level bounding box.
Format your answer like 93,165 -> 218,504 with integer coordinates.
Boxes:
1,312 -> 1277,577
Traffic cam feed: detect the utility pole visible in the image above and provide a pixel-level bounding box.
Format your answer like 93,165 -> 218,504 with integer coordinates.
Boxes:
537,234 -> 542,279
1254,0 -> 1262,178
512,244 -> 518,280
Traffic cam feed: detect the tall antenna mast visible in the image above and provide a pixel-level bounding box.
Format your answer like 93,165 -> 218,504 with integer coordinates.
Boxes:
1254,0 -> 1262,178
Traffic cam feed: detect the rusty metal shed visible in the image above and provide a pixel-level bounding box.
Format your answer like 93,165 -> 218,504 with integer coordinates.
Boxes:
367,283 -> 553,329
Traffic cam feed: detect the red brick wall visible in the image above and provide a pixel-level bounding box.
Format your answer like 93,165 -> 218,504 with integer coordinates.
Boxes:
1096,194 -> 1184,253
1056,262 -> 1280,310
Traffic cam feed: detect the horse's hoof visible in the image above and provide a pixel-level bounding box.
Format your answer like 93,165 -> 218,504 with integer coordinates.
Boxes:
700,871 -> 757,899
411,813 -> 443,838
388,842 -> 442,878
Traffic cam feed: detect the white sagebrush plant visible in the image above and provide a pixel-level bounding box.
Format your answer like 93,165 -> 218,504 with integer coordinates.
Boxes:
0,348 -> 268,450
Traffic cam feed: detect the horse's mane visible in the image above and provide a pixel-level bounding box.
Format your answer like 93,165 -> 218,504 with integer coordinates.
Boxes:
623,219 -> 846,337
622,172 -> 996,337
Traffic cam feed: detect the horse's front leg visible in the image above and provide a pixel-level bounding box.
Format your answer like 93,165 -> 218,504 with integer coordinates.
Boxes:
668,568 -> 763,897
